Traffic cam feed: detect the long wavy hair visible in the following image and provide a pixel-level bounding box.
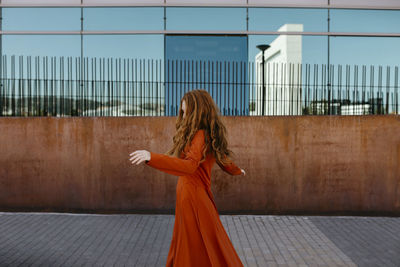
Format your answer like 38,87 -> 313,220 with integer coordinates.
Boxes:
165,89 -> 235,166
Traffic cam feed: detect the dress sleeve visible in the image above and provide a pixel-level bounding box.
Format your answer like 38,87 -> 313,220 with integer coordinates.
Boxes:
217,155 -> 242,175
145,130 -> 205,176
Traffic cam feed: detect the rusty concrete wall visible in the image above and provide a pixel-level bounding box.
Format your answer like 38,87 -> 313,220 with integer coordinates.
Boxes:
0,116 -> 399,215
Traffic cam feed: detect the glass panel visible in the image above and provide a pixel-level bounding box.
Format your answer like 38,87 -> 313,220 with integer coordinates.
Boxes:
166,7 -> 246,31
84,35 -> 163,59
3,8 -> 81,31
1,35 -> 81,117
3,35 -> 80,57
249,8 -> 327,32
83,7 -> 164,31
83,35 -> 164,116
330,37 -> 400,66
330,37 -> 400,115
249,35 -> 327,64
331,9 -> 400,33
165,35 -> 249,116
249,35 -> 328,116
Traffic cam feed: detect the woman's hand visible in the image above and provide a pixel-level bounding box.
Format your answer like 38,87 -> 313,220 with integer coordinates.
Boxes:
129,150 -> 151,165
240,168 -> 246,176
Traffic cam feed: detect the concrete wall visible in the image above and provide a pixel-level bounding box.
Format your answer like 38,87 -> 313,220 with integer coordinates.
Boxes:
0,116 -> 399,215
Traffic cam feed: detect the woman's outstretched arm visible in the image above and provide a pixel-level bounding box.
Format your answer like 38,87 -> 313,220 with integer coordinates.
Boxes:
217,155 -> 244,176
130,130 -> 205,176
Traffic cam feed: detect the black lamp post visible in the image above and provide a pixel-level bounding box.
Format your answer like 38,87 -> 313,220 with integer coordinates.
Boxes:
256,44 -> 270,115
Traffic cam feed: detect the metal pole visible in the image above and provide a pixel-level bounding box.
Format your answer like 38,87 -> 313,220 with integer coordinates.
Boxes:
257,44 -> 270,115
261,50 -> 265,115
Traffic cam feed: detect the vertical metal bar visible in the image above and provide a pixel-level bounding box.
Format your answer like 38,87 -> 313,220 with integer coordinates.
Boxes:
50,56 -> 54,116
107,58 -> 110,117
321,64 -> 324,115
183,59 -> 187,102
282,62 -> 286,115
345,64 -> 350,114
199,59 -> 203,90
234,61 -> 237,115
19,56 -> 23,116
140,58 -> 143,116
328,64 -> 332,115
290,63 -> 294,116
149,58 -> 152,116
223,61 -> 227,115
0,55 -> 3,117
60,56 -> 63,117
274,62 -> 278,116
67,57 -> 71,116
218,61 -> 221,113
306,64 -> 309,115
127,58 -> 131,117
370,66 -> 374,114
378,66 -> 383,114
386,66 -> 390,114
27,56 -> 31,116
227,61 -> 230,115
207,60 -> 211,101
174,59 -> 177,116
179,59 -> 182,115
338,64 -> 342,115
85,56 -> 89,116
154,59 -> 157,116
184,59 -> 188,96
148,59 -> 151,117
251,61 -> 254,116
123,58 -> 126,116
100,57 -> 103,116
362,65 -> 366,114
93,57 -> 96,116
315,64 -> 319,115
159,58 -> 162,116
395,66 -> 399,114
240,61 -> 244,115
299,63 -> 302,116
355,65 -> 359,114
45,56 -> 49,116
111,57 -> 115,117
135,58 -> 138,116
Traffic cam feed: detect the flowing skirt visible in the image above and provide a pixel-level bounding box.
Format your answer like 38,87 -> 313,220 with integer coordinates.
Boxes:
166,177 -> 244,267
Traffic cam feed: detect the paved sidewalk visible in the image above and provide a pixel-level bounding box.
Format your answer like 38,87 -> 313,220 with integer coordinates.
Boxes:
0,212 -> 399,267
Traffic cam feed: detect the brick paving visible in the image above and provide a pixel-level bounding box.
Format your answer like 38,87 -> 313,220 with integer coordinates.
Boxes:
0,212 -> 399,266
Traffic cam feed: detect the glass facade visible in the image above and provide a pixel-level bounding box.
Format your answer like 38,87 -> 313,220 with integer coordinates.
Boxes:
0,2 -> 399,116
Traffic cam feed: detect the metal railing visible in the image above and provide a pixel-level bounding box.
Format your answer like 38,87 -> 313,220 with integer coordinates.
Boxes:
0,55 -> 398,117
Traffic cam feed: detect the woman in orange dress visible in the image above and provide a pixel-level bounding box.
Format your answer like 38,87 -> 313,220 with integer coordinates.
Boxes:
129,89 -> 246,267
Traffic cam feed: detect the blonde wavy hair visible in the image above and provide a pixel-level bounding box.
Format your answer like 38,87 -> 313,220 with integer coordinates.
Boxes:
165,89 -> 235,167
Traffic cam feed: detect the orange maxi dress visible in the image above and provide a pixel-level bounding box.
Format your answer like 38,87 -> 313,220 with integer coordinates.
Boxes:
145,129 -> 244,267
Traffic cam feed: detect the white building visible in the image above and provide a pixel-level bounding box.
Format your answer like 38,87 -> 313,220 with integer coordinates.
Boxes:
253,24 -> 303,116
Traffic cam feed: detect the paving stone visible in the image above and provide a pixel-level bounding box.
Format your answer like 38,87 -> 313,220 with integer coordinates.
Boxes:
0,212 -> 399,266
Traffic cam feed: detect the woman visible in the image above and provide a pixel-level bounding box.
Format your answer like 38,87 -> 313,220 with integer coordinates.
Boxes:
129,89 -> 245,267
